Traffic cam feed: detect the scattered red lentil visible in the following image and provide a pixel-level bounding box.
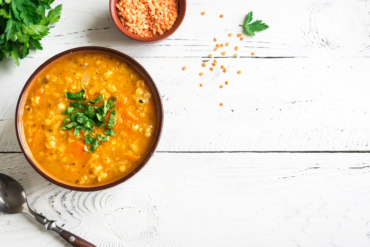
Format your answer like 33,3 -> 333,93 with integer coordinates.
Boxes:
234,53 -> 238,57
182,66 -> 187,71
237,33 -> 242,37
202,63 -> 206,67
200,84 -> 203,87
116,0 -> 179,37
214,59 -> 218,63
225,81 -> 229,85
216,44 -> 220,48
220,44 -> 224,47
237,70 -> 241,74
228,33 -> 232,37
201,11 -> 206,15
225,42 -> 229,46
214,38 -> 217,42
220,85 -> 223,88
235,46 -> 239,51
212,62 -> 216,66
214,47 -> 218,51
209,54 -> 213,58
220,103 -> 223,106
240,37 -> 244,41
251,52 -> 255,56
210,67 -> 214,71
220,14 -> 224,18
221,65 -> 225,69
221,51 -> 226,55
223,68 -> 227,73
200,72 -> 204,76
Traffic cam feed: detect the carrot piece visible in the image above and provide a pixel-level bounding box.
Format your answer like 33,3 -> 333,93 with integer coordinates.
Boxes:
122,153 -> 140,161
125,109 -> 138,121
32,131 -> 45,151
85,154 -> 98,168
35,88 -> 44,96
68,141 -> 87,159
115,93 -> 127,107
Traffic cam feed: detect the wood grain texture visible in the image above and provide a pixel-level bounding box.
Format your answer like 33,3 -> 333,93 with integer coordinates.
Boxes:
1,153 -> 370,247
0,0 -> 369,59
2,58 -> 370,151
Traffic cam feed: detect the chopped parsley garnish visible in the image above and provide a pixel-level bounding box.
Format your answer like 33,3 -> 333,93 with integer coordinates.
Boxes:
104,129 -> 116,136
62,107 -> 75,115
89,95 -> 103,104
59,88 -> 118,152
70,102 -> 84,108
84,136 -> 99,153
96,134 -> 109,142
107,109 -> 117,129
65,89 -> 86,101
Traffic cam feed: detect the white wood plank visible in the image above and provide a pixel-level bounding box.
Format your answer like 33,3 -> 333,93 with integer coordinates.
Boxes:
1,0 -> 370,60
1,153 -> 370,247
2,58 -> 370,151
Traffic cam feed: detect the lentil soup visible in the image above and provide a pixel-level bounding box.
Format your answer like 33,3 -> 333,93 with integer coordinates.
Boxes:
19,51 -> 160,187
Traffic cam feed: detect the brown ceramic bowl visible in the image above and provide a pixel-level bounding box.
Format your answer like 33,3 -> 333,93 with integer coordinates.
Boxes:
109,0 -> 186,42
15,46 -> 163,191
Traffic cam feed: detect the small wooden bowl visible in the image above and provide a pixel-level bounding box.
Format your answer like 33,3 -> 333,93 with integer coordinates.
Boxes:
15,47 -> 164,191
109,0 -> 186,42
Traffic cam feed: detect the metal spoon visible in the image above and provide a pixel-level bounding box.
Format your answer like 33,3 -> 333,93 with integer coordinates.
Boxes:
0,173 -> 96,247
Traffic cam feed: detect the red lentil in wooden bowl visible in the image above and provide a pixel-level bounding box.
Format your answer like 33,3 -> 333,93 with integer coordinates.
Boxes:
109,0 -> 186,43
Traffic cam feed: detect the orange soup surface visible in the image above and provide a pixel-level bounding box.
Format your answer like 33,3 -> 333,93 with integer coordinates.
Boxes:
21,52 -> 158,186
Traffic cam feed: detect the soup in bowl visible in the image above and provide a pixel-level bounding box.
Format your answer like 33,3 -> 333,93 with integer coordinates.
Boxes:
16,47 -> 163,191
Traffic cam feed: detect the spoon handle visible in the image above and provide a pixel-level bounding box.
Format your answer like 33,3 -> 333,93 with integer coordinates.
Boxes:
60,230 -> 96,247
27,208 -> 96,247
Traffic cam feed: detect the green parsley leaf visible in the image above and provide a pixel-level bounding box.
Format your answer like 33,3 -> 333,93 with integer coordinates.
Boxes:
29,38 -> 43,50
65,89 -> 85,101
62,106 -> 75,115
82,104 -> 95,118
104,129 -> 116,136
96,134 -> 109,142
107,96 -> 117,109
74,126 -> 82,136
240,11 -> 269,36
107,109 -> 117,129
84,136 -> 99,153
0,2 -> 62,66
82,127 -> 93,134
59,122 -> 77,130
47,4 -> 62,23
10,45 -> 19,66
96,121 -> 106,128
0,9 -> 11,19
70,102 -> 83,108
89,95 -> 103,104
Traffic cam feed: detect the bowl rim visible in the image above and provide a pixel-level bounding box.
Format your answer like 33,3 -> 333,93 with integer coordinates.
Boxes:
109,0 -> 186,42
15,46 -> 164,192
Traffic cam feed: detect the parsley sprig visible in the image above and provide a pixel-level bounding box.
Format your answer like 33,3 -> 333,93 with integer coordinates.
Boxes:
60,88 -> 117,153
240,11 -> 269,36
0,0 -> 62,66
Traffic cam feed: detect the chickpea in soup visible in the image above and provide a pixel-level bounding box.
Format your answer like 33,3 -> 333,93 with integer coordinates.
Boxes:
21,52 -> 158,186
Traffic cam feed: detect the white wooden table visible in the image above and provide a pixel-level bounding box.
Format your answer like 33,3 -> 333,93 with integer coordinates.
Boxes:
1,0 -> 370,246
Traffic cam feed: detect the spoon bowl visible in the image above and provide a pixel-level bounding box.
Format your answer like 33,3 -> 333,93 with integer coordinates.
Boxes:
0,173 -> 96,247
0,174 -> 27,214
